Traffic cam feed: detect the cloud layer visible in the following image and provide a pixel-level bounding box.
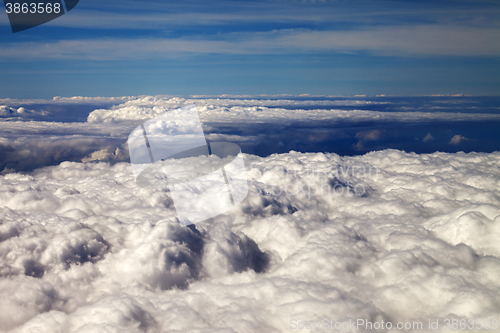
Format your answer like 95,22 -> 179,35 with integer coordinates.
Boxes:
1,95 -> 499,173
2,25 -> 500,61
0,95 -> 499,331
1,148 -> 499,332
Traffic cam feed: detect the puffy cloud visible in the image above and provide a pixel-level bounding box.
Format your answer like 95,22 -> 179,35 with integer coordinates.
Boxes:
86,96 -> 500,124
450,134 -> 469,145
0,277 -> 64,331
423,132 -> 434,142
0,96 -> 498,331
2,95 -> 498,173
0,136 -> 130,174
1,148 -> 499,332
0,105 -> 50,119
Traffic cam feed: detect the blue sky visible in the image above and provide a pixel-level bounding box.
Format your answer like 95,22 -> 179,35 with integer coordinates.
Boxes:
0,0 -> 499,98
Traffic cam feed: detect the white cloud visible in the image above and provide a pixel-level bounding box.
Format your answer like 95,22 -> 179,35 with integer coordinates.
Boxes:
86,96 -> 500,123
1,148 -> 499,331
1,96 -> 499,173
1,25 -> 499,61
423,132 -> 434,142
0,105 -> 50,119
450,134 -> 469,145
0,119 -> 137,173
0,96 -> 499,330
0,96 -> 136,106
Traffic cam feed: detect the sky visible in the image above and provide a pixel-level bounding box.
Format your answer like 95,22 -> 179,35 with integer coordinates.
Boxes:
0,0 -> 499,98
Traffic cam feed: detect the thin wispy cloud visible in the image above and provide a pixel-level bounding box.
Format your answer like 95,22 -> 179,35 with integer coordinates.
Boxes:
1,25 -> 499,61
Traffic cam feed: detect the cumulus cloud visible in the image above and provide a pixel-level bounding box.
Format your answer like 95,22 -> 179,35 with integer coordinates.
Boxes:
0,136 -> 130,174
450,134 -> 469,145
423,132 -> 434,142
1,96 -> 499,332
1,148 -> 499,332
0,105 -> 50,119
87,96 -> 500,124
1,96 -> 498,172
